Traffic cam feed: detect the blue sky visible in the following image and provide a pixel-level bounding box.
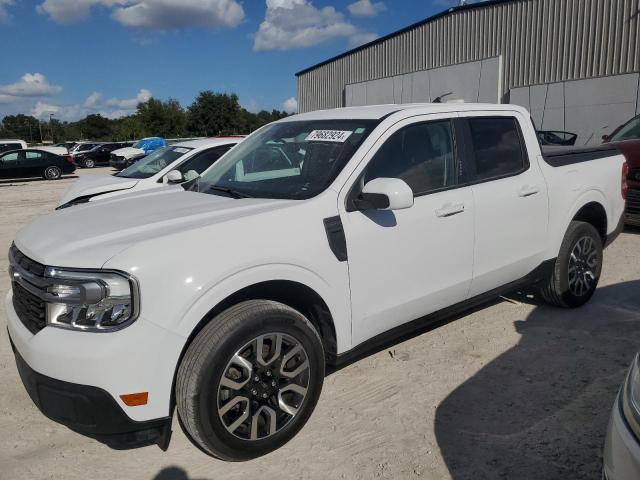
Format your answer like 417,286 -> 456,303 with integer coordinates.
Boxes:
0,0 -> 462,121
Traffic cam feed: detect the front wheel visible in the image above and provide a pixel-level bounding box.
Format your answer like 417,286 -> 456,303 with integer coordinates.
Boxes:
84,158 -> 95,168
43,165 -> 62,180
176,300 -> 325,461
540,221 -> 603,308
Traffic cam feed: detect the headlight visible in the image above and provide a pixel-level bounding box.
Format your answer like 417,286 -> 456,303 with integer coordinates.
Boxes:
622,353 -> 640,438
44,267 -> 139,332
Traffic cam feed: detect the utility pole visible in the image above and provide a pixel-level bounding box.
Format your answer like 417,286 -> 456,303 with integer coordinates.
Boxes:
49,113 -> 55,142
38,121 -> 43,144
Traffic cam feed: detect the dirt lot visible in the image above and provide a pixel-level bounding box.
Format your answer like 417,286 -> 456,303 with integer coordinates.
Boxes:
0,168 -> 639,480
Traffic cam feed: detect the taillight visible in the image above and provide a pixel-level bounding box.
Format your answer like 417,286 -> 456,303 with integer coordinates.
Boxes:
65,154 -> 75,164
622,161 -> 629,200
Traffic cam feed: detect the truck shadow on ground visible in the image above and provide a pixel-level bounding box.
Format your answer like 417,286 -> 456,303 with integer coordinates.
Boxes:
435,280 -> 640,480
0,175 -> 78,186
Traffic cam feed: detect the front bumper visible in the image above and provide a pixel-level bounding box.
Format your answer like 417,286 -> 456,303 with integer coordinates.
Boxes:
603,393 -> 640,480
5,291 -> 185,449
9,338 -> 171,450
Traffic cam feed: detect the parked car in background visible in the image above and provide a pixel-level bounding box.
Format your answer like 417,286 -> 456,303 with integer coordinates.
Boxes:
57,137 -> 243,208
35,146 -> 71,156
74,142 -> 134,168
110,137 -> 167,170
6,104 -> 628,460
603,353 -> 640,480
0,139 -> 27,153
603,114 -> 640,143
0,148 -> 75,180
602,117 -> 640,226
68,141 -> 103,159
537,130 -> 578,146
55,142 -> 77,152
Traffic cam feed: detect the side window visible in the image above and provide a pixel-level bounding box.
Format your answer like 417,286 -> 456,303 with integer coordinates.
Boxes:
364,120 -> 457,195
467,117 -> 527,181
178,147 -> 230,175
1,152 -> 20,163
26,151 -> 43,160
0,143 -> 21,153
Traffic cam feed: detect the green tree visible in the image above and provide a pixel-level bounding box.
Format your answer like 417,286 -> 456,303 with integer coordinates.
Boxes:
137,98 -> 185,137
186,91 -> 245,136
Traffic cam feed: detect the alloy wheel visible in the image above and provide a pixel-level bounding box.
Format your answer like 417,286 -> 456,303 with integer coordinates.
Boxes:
568,235 -> 600,297
217,332 -> 310,441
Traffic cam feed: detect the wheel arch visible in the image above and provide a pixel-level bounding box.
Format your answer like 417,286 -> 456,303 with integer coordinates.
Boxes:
571,201 -> 608,243
169,279 -> 339,419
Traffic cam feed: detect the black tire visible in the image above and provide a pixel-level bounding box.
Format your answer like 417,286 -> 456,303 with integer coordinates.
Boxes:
176,300 -> 325,461
540,221 -> 603,308
84,158 -> 95,168
43,165 -> 62,180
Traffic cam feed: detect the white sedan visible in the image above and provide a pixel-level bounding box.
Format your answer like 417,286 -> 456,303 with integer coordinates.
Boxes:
57,137 -> 243,208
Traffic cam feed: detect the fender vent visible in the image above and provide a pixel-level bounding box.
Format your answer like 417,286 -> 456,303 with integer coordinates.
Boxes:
323,216 -> 348,262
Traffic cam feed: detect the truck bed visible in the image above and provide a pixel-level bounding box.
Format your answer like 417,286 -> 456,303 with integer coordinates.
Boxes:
542,144 -> 620,167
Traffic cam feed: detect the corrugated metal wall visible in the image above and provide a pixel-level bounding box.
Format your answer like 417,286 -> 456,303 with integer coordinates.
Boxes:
297,0 -> 640,112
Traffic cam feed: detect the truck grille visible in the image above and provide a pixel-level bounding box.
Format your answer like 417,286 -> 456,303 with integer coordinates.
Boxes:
627,188 -> 640,220
9,245 -> 47,334
12,282 -> 46,334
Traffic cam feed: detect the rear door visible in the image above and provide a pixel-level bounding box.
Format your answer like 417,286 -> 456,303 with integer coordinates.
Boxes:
461,112 -> 549,296
23,150 -> 47,176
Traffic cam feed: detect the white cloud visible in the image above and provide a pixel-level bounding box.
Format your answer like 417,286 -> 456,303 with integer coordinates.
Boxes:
30,88 -> 152,120
105,88 -> 152,109
282,97 -> 298,113
0,73 -> 62,98
37,0 -> 245,29
254,0 -> 376,51
0,0 -> 15,22
31,101 -> 61,118
347,0 -> 385,17
348,31 -> 378,47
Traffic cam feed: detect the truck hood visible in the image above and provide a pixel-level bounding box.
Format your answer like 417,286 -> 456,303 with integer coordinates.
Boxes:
112,146 -> 145,159
15,188 -> 292,268
58,174 -> 139,206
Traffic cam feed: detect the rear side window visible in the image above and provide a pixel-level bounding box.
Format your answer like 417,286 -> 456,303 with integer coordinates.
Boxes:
0,143 -> 22,153
364,120 -> 457,196
468,117 -> 527,180
26,151 -> 44,160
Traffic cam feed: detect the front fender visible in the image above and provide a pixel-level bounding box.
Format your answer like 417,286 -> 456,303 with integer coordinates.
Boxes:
174,263 -> 351,353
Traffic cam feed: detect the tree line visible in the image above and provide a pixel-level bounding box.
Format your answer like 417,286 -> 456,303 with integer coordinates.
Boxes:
0,92 -> 290,142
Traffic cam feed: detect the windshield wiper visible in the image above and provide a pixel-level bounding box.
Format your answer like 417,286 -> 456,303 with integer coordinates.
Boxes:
206,185 -> 253,199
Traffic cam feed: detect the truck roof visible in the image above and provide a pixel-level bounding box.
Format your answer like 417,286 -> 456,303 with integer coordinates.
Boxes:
280,103 -> 529,122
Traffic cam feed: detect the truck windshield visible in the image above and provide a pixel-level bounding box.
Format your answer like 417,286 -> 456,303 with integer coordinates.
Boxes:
197,120 -> 378,200
116,146 -> 194,179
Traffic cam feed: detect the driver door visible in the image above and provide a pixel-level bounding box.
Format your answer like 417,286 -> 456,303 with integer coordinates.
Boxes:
339,115 -> 475,346
0,151 -> 22,178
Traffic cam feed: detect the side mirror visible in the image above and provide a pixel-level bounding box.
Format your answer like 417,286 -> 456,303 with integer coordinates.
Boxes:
602,134 -> 610,143
354,178 -> 414,211
166,170 -> 184,184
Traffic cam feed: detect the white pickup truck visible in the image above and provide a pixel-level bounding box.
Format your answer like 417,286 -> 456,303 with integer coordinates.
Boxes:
6,103 -> 629,460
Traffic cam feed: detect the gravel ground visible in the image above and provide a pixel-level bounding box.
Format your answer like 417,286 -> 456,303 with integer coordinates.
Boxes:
0,168 -> 639,480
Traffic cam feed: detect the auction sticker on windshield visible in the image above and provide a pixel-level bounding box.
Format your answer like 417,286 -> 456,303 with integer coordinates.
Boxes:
305,130 -> 353,143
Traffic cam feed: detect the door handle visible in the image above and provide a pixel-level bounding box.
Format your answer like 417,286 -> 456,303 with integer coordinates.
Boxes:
436,203 -> 465,218
518,185 -> 540,197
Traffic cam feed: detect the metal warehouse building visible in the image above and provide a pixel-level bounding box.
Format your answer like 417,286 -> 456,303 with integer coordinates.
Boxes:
296,0 -> 640,145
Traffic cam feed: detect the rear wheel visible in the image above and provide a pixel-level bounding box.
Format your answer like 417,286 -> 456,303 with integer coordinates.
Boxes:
43,166 -> 62,180
540,221 -> 603,308
176,300 -> 325,461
